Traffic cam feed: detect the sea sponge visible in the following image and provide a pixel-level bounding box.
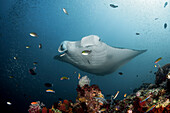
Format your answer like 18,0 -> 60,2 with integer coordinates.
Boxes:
79,76 -> 90,87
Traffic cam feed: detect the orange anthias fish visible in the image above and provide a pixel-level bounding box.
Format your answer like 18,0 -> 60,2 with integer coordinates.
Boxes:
78,73 -> 81,79
31,102 -> 38,105
99,108 -> 106,113
46,89 -> 55,93
154,57 -> 162,63
60,76 -> 70,80
124,94 -> 127,98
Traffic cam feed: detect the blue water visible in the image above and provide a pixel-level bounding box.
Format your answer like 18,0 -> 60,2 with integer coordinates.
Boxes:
0,0 -> 169,112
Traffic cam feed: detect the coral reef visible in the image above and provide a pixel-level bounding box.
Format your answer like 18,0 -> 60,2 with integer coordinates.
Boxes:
28,64 -> 170,113
108,85 -> 170,113
28,86 -> 170,113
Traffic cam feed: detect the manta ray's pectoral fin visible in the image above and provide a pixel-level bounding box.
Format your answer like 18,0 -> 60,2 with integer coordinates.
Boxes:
112,48 -> 147,68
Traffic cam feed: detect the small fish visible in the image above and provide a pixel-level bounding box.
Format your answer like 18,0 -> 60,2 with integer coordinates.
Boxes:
136,33 -> 140,35
14,57 -> 17,60
154,65 -> 157,67
145,104 -> 156,113
124,93 -> 127,98
33,62 -> 38,65
26,46 -> 30,48
31,102 -> 38,105
99,108 -> 106,113
9,76 -> 14,79
39,44 -> 42,49
82,50 -> 92,55
118,72 -> 123,75
149,71 -> 152,73
30,32 -> 38,37
74,71 -> 76,74
136,75 -> 138,77
78,73 -> 81,79
46,89 -> 55,93
164,2 -> 168,8
110,4 -> 118,8
29,67 -> 37,75
154,57 -> 162,63
140,95 -> 151,103
164,23 -> 167,29
7,102 -> 12,105
44,83 -> 53,87
113,91 -> 119,99
63,8 -> 68,15
60,76 -> 70,80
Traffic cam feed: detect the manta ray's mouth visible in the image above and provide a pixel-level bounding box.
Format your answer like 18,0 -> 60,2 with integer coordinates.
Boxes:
58,41 -> 68,57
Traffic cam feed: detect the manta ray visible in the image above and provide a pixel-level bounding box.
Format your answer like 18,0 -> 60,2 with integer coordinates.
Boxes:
54,35 -> 147,75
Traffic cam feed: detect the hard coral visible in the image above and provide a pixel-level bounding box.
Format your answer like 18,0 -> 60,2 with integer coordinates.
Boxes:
29,72 -> 170,113
75,82 -> 106,113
